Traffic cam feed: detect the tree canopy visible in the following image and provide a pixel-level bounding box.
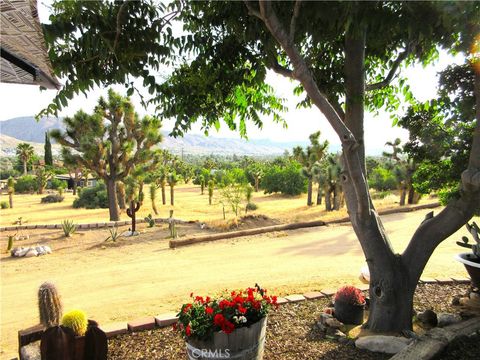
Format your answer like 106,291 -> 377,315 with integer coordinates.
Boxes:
43,0 -> 480,333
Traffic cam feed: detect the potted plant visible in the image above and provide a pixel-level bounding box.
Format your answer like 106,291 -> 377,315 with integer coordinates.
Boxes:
455,221 -> 480,288
333,286 -> 366,325
177,286 -> 277,360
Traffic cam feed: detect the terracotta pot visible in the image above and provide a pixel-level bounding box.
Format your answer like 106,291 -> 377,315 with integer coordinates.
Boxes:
334,300 -> 365,325
186,317 -> 267,360
455,252 -> 480,288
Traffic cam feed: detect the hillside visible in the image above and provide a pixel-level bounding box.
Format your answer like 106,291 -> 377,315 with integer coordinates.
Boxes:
0,116 -> 308,157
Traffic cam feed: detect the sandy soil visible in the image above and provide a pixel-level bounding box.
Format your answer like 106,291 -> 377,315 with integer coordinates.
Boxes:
1,208 -> 475,359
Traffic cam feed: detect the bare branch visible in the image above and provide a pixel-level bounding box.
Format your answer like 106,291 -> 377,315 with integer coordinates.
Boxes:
366,47 -> 410,91
289,0 -> 302,42
243,0 -> 263,20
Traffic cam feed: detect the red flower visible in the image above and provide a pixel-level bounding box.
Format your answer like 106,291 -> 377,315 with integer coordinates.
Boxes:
238,306 -> 247,314
205,307 -> 214,315
222,320 -> 235,334
185,325 -> 192,336
183,304 -> 192,313
214,314 -> 225,326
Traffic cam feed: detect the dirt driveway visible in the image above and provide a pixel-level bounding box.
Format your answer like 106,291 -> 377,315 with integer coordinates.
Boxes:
0,208 -> 471,359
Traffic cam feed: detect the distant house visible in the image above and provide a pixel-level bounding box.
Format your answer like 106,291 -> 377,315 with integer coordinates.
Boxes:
54,173 -> 98,189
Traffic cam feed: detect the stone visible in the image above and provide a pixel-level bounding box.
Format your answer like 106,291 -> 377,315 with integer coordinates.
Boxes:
470,292 -> 480,301
417,309 -> 438,328
20,341 -> 41,360
276,297 -> 288,305
155,313 -> 178,327
43,245 -> 52,254
320,313 -> 333,325
437,313 -> 462,327
99,322 -> 128,338
451,296 -> 461,306
35,246 -> 46,255
122,231 -> 140,237
320,289 -> 336,297
325,318 -> 344,329
285,294 -> 305,303
355,335 -> 412,354
316,322 -> 327,332
13,247 -> 28,257
303,291 -> 324,300
24,249 -> 38,257
127,317 -> 156,332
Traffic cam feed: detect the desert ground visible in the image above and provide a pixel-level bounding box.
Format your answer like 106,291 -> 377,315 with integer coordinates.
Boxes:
0,186 -> 477,358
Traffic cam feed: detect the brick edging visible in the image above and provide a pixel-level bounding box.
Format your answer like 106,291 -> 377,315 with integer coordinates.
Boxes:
96,277 -> 470,339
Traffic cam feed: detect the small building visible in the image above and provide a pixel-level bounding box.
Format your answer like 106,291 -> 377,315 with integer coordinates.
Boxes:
54,173 -> 98,189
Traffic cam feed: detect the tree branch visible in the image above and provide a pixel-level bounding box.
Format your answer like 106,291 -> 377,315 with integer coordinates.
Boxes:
289,0 -> 302,43
269,58 -> 294,78
366,47 -> 410,91
243,1 -> 262,20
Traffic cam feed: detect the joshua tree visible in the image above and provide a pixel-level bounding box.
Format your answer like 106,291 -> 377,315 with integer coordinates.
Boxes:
117,181 -> 127,210
200,175 -> 205,195
167,172 -> 179,206
150,183 -> 158,215
16,143 -> 34,175
153,167 -> 168,205
51,90 -> 163,221
293,132 -> 329,206
208,179 -> 215,205
7,177 -> 14,209
36,167 -> 52,195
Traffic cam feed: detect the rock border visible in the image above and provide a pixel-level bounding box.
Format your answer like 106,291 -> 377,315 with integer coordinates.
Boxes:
0,217 -> 196,232
16,277 -> 470,347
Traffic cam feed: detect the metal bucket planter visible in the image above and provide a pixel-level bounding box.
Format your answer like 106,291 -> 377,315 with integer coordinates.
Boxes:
186,317 -> 267,360
455,253 -> 480,288
334,301 -> 365,325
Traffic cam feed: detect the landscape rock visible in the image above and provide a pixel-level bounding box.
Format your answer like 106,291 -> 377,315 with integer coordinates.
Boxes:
437,313 -> 462,327
35,246 -> 46,255
320,313 -> 333,325
20,341 -> 40,360
355,335 -> 412,354
470,292 -> 480,301
122,231 -> 140,237
25,249 -> 38,257
325,318 -> 344,329
43,245 -> 52,254
417,309 -> 438,328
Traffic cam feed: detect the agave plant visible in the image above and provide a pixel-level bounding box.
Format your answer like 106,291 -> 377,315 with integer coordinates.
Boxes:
105,226 -> 120,242
61,220 -> 76,238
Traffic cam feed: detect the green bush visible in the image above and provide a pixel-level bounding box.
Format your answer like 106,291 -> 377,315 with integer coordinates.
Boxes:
14,175 -> 38,193
368,167 -> 397,191
49,178 -> 66,190
246,202 -> 258,211
262,162 -> 307,196
41,194 -> 64,203
73,183 -> 108,209
0,201 -> 9,209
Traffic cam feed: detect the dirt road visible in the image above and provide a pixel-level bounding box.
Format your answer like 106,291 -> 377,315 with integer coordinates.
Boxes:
0,208 -> 472,359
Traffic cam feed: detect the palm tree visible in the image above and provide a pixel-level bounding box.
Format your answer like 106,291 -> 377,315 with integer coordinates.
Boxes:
167,172 -> 179,206
16,143 -> 34,175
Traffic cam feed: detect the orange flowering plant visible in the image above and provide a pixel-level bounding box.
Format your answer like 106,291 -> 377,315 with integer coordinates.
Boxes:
176,286 -> 278,341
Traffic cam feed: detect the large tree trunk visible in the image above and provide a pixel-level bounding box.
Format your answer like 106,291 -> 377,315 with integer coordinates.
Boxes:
106,178 -> 120,221
324,185 -> 332,211
316,184 -> 322,205
254,0 -> 480,333
307,178 -> 313,206
8,193 -> 13,209
399,184 -> 406,206
117,182 -> 126,210
161,184 -> 166,205
254,177 -> 260,192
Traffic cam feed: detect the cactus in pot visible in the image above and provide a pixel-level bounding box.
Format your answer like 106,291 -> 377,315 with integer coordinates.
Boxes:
456,221 -> 480,258
38,282 -> 63,327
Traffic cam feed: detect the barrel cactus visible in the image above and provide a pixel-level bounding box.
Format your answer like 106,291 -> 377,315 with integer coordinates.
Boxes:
38,282 -> 63,328
62,309 -> 88,336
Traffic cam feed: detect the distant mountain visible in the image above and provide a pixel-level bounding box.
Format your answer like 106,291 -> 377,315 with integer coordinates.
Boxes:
0,116 -> 309,157
0,117 -> 65,143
